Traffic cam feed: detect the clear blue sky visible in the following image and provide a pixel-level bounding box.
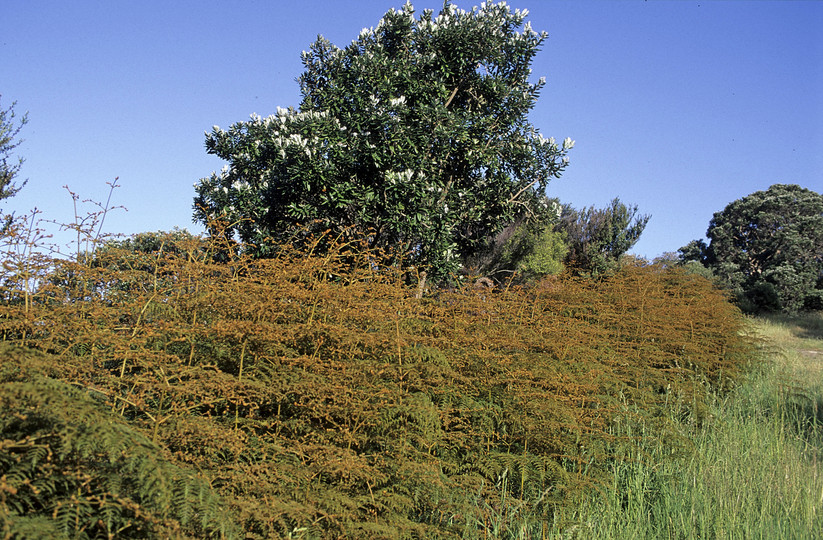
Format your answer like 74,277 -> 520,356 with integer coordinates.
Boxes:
4,0 -> 822,259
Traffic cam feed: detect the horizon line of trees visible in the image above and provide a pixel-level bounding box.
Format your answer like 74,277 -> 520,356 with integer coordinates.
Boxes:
3,2 -> 821,313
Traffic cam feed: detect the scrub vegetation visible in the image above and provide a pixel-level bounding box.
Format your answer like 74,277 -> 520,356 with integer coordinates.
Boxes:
0,221 -> 764,538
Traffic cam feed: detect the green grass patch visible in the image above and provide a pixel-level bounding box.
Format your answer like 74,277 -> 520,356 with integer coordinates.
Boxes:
547,314 -> 823,540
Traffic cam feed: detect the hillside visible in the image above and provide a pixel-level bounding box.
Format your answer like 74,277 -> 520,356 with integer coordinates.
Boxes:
0,231 -> 753,538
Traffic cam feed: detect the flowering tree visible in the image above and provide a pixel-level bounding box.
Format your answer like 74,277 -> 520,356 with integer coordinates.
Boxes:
194,1 -> 572,280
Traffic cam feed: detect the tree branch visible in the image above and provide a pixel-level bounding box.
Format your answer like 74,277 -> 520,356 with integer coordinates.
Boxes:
507,177 -> 540,205
444,86 -> 460,108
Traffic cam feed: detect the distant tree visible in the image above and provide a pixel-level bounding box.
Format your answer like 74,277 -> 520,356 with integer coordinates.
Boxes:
102,228 -> 202,257
677,239 -> 709,266
556,198 -> 650,277
0,97 -> 28,205
193,2 -> 572,283
679,184 -> 823,312
652,250 -> 715,279
42,229 -> 205,304
96,229 -> 213,290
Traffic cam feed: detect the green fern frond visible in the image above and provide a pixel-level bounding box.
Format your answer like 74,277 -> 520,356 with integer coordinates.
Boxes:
0,355 -> 241,539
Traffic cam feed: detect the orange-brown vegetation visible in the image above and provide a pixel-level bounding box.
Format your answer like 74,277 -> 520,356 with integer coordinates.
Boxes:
0,228 -> 752,538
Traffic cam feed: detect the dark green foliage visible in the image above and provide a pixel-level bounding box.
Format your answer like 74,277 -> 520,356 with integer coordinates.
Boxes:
555,197 -> 650,276
678,239 -> 709,266
193,2 -> 573,281
680,184 -> 823,313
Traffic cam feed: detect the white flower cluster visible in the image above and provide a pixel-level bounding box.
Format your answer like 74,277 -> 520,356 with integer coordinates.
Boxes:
416,2 -> 469,32
534,134 -> 555,147
205,167 -> 230,196
530,133 -> 574,165
231,179 -> 251,191
247,109 -> 330,128
301,44 -> 343,64
538,198 -> 563,220
250,108 -> 346,158
386,169 -> 417,185
551,199 -> 562,219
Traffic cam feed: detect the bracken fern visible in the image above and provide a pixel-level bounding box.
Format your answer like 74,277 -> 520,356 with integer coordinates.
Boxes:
0,224 -> 753,538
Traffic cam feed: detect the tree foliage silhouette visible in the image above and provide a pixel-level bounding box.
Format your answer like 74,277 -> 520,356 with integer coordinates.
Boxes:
680,183 -> 823,312
0,96 -> 28,204
556,197 -> 650,277
194,2 -> 572,281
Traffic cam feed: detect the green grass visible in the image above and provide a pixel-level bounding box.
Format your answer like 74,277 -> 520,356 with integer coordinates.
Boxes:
542,312 -> 823,540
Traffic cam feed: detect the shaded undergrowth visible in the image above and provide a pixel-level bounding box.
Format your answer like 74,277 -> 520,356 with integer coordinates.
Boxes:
0,228 -> 753,538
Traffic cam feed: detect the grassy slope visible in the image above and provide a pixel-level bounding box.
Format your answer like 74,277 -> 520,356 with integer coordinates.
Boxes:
550,312 -> 823,540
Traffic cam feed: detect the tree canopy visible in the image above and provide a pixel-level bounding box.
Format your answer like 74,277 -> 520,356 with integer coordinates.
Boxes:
680,184 -> 823,312
194,1 -> 572,281
556,198 -> 650,277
